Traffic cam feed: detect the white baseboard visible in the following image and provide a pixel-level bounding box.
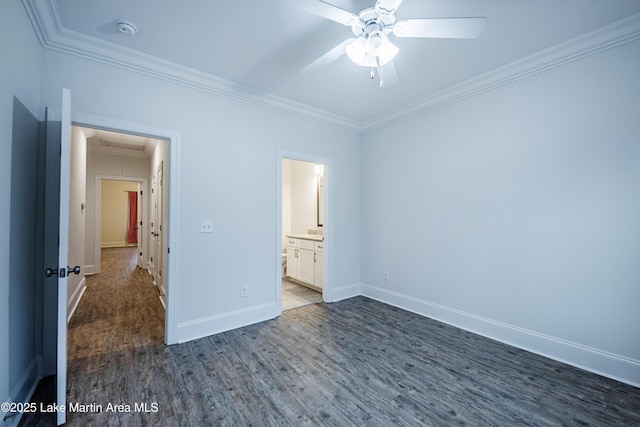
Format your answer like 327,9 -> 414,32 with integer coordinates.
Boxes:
84,264 -> 96,275
67,277 -> 87,323
101,242 -> 137,248
361,283 -> 640,388
4,358 -> 39,427
326,282 -> 362,303
177,302 -> 276,344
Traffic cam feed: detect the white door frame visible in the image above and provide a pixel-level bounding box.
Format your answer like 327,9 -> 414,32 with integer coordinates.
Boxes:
276,149 -> 333,315
73,110 -> 181,345
93,175 -> 148,274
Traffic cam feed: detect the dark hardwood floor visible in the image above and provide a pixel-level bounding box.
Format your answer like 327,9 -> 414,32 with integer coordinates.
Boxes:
20,247 -> 640,426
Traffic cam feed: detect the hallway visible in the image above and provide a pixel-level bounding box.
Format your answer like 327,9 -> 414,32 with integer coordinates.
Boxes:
68,247 -> 164,358
66,247 -> 165,422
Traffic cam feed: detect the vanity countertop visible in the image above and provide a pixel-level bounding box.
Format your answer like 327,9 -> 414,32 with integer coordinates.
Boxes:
286,234 -> 324,242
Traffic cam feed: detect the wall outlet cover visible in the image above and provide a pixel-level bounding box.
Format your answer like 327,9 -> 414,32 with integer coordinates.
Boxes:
200,220 -> 213,233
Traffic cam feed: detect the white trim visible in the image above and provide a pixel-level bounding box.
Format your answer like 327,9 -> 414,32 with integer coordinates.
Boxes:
21,0 -> 360,135
67,276 -> 86,323
361,283 -> 640,388
4,359 -> 39,427
361,13 -> 640,133
326,282 -> 362,303
100,242 -> 136,248
177,303 -> 276,343
276,150 -> 333,316
83,264 -> 96,275
71,110 -> 181,345
22,0 -> 640,133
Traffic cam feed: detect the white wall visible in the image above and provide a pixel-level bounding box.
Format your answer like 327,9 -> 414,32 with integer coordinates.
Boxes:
40,49 -> 363,342
0,0 -> 44,420
361,39 -> 640,385
85,151 -> 150,273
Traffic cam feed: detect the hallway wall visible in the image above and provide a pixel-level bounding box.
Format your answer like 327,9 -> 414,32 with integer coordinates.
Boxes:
85,150 -> 150,274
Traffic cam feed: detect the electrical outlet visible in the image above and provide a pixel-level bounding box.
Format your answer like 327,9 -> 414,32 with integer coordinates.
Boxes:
383,270 -> 390,281
200,220 -> 213,233
241,285 -> 248,297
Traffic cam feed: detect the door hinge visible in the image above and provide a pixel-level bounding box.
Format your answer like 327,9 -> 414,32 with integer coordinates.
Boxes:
140,190 -> 143,195
168,247 -> 170,254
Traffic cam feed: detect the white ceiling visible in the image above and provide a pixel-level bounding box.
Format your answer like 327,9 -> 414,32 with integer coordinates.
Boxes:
82,127 -> 161,158
26,0 -> 640,129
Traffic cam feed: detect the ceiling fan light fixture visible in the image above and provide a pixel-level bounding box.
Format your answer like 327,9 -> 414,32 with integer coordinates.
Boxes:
347,32 -> 398,67
375,37 -> 398,65
346,37 -> 367,64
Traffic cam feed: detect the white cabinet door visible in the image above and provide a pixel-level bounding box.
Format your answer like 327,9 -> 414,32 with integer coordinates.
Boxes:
298,248 -> 315,285
286,245 -> 298,279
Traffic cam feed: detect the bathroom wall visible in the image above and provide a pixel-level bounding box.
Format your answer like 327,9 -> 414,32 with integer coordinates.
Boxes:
285,159 -> 320,236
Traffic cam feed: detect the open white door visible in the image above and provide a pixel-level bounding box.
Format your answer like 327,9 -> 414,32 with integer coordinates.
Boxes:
156,161 -> 164,295
56,88 -> 71,426
43,88 -> 76,425
137,182 -> 143,268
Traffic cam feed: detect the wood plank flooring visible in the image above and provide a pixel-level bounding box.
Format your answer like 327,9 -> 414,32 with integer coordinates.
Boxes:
21,247 -> 640,426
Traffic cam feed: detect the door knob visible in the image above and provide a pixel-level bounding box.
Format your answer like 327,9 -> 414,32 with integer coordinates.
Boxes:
44,267 -> 59,278
44,266 -> 81,278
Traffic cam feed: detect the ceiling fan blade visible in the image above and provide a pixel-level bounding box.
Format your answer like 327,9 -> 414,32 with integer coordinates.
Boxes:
381,60 -> 399,88
393,17 -> 486,39
295,0 -> 359,26
375,0 -> 404,15
301,38 -> 356,74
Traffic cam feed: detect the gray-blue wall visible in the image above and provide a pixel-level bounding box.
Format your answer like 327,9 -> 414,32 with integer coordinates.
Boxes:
1,0 -> 44,418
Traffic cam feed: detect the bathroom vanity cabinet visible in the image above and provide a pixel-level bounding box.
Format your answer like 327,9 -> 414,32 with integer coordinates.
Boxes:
286,236 -> 323,291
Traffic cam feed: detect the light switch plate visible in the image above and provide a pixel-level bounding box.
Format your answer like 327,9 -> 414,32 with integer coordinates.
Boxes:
200,220 -> 213,233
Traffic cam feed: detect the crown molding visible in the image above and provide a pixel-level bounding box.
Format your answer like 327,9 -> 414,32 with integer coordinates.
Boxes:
23,0 -> 640,135
362,12 -> 640,133
22,0 -> 363,135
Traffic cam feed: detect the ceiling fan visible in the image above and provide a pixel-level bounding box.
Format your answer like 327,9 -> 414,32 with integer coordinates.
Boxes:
298,0 -> 486,88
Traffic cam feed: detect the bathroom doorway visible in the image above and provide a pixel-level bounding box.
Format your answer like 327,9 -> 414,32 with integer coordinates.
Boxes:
281,158 -> 325,311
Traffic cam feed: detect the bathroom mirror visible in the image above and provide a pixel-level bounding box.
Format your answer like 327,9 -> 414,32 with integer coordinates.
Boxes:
317,174 -> 325,227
